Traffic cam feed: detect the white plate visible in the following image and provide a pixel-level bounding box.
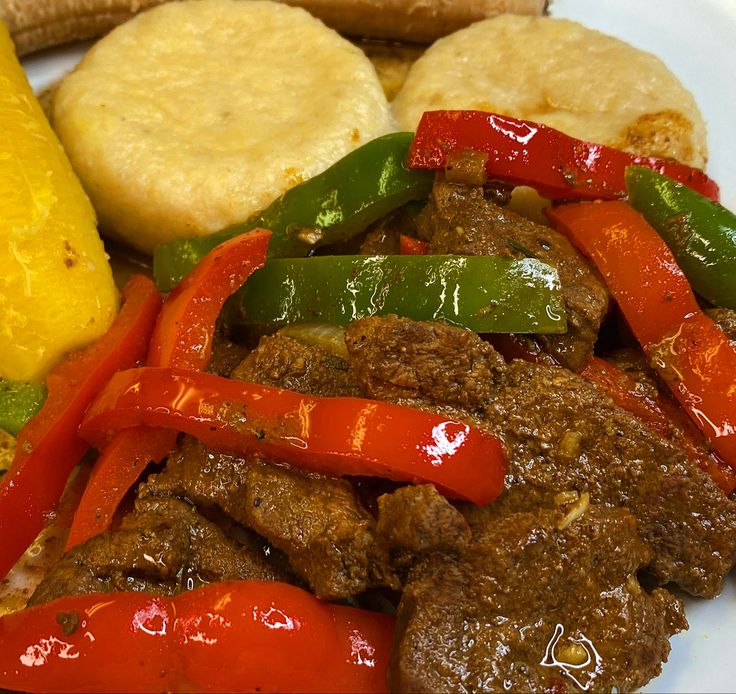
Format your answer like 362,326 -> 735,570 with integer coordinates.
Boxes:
20,2 -> 736,692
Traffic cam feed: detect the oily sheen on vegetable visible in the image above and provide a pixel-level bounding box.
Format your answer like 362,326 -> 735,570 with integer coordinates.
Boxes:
626,166 -> 736,310
66,230 -> 271,550
230,254 -> 566,334
0,276 -> 161,580
0,581 -> 393,693
153,132 -> 433,291
79,366 -> 507,506
408,110 -> 719,201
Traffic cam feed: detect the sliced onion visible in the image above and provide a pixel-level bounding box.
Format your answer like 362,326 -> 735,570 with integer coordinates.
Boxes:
278,322 -> 348,360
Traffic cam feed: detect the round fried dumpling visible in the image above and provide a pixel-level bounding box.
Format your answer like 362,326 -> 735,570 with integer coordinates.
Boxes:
52,0 -> 395,254
393,15 -> 707,168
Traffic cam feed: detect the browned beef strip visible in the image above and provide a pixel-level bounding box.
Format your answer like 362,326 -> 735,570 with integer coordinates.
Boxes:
376,484 -> 471,575
604,347 -> 662,401
479,359 -> 736,597
389,501 -> 686,694
603,347 -> 724,470
416,179 -> 609,370
141,438 -> 398,600
230,333 -> 361,398
706,307 -> 736,342
346,315 -> 736,597
359,224 -> 401,255
29,496 -> 286,606
346,313 -> 505,411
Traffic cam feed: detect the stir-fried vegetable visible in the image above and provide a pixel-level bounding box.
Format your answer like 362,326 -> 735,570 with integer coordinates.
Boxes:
0,380 -> 46,437
408,110 -> 720,201
153,133 -> 434,291
66,231 -> 271,549
0,276 -> 161,580
79,366 -> 507,506
626,166 -> 736,309
148,229 -> 271,368
228,255 -> 566,334
0,581 -> 393,694
547,201 -> 736,471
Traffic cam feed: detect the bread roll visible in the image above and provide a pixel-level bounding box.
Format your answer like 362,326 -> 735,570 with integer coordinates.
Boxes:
0,0 -> 165,55
280,0 -> 549,42
1,0 -> 548,55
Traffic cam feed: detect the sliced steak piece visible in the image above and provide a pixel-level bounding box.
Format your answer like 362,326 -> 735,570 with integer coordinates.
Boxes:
346,316 -> 736,597
390,504 -> 686,694
141,439 -> 398,600
29,496 -> 285,606
359,223 -> 401,255
347,314 -> 505,411
482,359 -> 736,597
376,484 -> 471,574
604,347 -> 663,401
416,179 -> 609,370
230,333 -> 361,398
601,348 -> 728,484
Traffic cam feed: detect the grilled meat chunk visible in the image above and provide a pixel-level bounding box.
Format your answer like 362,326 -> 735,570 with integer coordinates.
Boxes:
376,484 -> 471,574
29,496 -> 286,606
230,333 -> 361,397
142,439 -> 398,599
390,503 -> 686,693
416,179 -> 609,370
347,313 -> 505,410
346,315 -> 736,597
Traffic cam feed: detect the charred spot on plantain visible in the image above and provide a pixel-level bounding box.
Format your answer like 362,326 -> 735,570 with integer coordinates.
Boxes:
62,239 -> 80,268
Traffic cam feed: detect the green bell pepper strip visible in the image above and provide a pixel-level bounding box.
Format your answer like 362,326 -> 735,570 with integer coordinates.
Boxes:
226,255 -> 567,334
153,133 -> 434,291
626,166 -> 736,310
0,380 -> 46,437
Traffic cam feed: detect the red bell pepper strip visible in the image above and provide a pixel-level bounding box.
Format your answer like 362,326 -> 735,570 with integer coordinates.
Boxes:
0,276 -> 161,579
66,230 -> 271,550
408,111 -> 720,202
399,234 -> 429,255
148,228 -> 271,369
79,366 -> 507,506
0,580 -> 393,693
65,427 -> 178,551
547,201 -> 736,470
580,356 -> 736,495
